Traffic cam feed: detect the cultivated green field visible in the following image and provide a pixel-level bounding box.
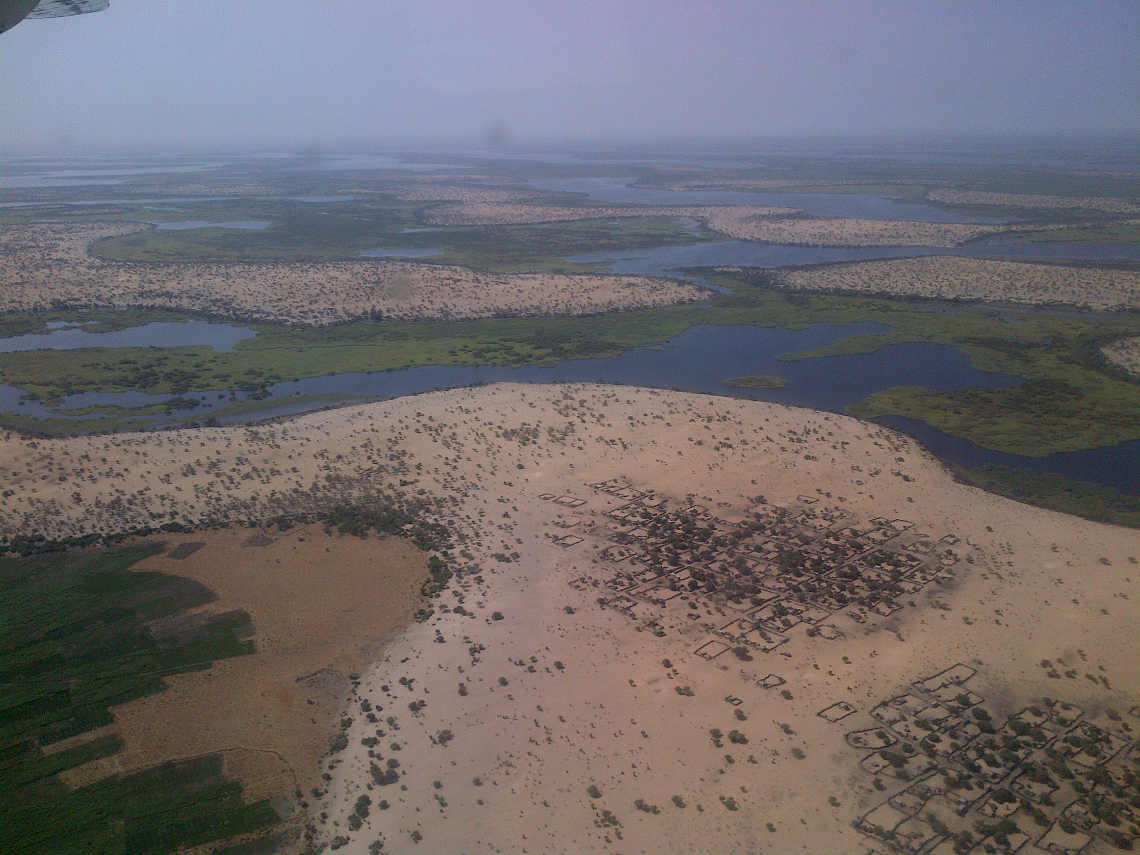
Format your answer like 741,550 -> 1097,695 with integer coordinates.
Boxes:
0,543 -> 280,855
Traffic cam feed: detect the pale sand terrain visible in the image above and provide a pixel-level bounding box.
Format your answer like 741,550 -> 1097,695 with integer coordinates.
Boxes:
0,223 -> 706,324
713,216 -> 1017,247
1,383 -> 1137,854
1102,335 -> 1140,376
928,189 -> 1140,215
53,525 -> 427,807
778,256 -> 1140,309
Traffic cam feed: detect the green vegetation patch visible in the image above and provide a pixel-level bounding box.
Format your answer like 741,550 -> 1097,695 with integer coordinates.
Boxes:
849,375 -> 1140,457
723,374 -> 787,389
92,196 -> 419,263
0,543 -> 277,855
89,193 -> 714,272
950,464 -> 1140,530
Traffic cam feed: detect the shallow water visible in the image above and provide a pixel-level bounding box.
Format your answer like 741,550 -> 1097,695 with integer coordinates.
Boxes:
154,220 -> 272,231
0,163 -> 219,189
568,241 -> 950,287
0,321 -> 257,354
567,238 -> 1140,286
877,416 -> 1140,496
360,247 -> 442,258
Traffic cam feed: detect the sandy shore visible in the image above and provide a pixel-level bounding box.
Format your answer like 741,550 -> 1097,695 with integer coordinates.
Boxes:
1,383 -> 1136,854
928,189 -> 1140,214
778,256 -> 1140,309
1102,335 -> 1140,376
0,223 -> 707,324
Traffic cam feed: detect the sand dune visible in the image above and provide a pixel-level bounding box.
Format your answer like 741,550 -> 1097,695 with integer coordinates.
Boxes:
0,223 -> 706,324
929,189 -> 1140,214
1102,335 -> 1140,376
778,255 -> 1140,309
1,383 -> 1135,855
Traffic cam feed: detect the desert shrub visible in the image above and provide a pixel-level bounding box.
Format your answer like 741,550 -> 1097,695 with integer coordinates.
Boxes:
635,798 -> 660,814
355,795 -> 372,818
370,763 -> 399,786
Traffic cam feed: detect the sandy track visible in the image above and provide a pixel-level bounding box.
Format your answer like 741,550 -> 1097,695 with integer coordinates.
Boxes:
1,383 -> 1136,854
1102,335 -> 1140,376
777,255 -> 1140,309
0,223 -> 707,325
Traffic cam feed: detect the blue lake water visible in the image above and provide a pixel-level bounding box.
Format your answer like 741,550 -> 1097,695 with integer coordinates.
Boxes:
360,247 -> 442,258
0,194 -> 357,209
154,220 -> 272,231
0,163 -> 220,189
566,239 -> 1140,286
285,195 -> 358,203
528,176 -> 1008,223
877,416 -> 1140,496
0,321 -> 256,353
288,155 -> 465,172
960,240 -> 1140,262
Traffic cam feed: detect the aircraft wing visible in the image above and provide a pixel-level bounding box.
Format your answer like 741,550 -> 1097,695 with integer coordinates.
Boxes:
27,0 -> 108,18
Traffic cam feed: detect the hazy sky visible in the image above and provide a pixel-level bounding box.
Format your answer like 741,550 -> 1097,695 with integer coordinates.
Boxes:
1,0 -> 1137,149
